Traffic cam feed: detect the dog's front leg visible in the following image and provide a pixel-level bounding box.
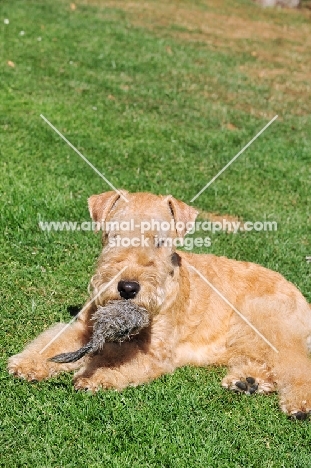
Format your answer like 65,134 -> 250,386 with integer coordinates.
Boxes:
8,303 -> 94,381
73,339 -> 175,392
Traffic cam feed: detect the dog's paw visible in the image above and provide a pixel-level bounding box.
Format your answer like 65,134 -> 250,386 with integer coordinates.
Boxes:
8,353 -> 55,381
290,411 -> 311,421
280,393 -> 311,421
222,371 -> 276,395
233,376 -> 259,395
74,376 -> 101,392
73,366 -> 126,392
222,375 -> 259,394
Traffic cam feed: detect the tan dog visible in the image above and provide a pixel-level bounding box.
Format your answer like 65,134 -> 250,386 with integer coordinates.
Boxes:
8,191 -> 311,420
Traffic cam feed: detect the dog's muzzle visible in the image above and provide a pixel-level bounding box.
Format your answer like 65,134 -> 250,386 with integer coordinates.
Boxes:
117,280 -> 140,300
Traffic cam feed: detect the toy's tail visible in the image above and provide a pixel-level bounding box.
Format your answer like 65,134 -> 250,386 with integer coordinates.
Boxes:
49,343 -> 92,363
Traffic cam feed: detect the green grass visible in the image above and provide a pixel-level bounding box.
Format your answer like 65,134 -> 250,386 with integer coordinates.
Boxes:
1,0 -> 311,466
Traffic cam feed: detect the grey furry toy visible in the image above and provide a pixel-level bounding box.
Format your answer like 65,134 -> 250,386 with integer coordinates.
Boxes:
49,300 -> 149,363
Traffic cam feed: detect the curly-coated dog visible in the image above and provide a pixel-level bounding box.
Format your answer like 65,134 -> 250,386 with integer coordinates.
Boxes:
8,190 -> 311,420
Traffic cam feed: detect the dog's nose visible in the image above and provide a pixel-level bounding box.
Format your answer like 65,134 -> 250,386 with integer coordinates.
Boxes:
117,281 -> 140,300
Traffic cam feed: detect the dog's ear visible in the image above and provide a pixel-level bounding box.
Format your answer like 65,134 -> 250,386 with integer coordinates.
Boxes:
88,190 -> 128,224
165,196 -> 199,237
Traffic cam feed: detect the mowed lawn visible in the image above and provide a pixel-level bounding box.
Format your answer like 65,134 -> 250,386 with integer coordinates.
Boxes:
1,0 -> 311,466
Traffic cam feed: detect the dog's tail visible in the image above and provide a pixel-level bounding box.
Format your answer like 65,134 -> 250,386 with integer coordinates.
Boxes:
48,343 -> 92,363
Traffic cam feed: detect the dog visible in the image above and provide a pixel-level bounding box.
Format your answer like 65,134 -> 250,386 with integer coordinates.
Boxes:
8,190 -> 311,420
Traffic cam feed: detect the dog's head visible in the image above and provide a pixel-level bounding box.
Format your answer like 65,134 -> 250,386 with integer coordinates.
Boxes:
88,190 -> 198,314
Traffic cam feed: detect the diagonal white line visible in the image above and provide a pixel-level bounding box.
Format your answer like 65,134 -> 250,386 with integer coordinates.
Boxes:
190,115 -> 278,203
187,264 -> 279,353
40,114 -> 128,202
39,266 -> 128,354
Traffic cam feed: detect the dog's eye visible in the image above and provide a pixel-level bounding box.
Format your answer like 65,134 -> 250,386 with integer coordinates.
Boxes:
171,252 -> 181,267
155,239 -> 165,248
108,232 -> 118,241
103,232 -> 118,246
